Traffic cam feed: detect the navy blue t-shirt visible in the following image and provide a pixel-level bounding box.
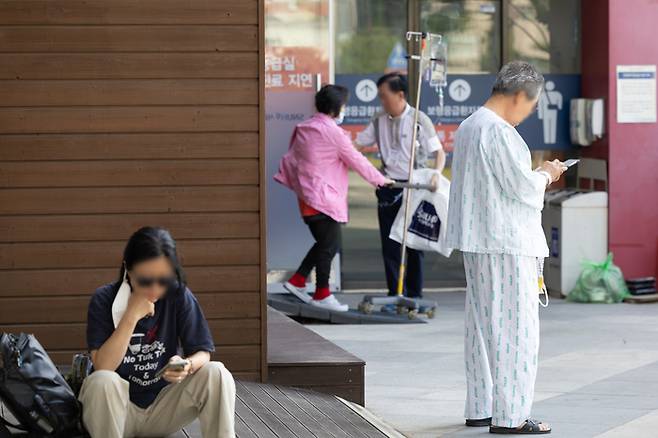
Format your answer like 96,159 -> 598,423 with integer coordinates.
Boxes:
86,283 -> 215,408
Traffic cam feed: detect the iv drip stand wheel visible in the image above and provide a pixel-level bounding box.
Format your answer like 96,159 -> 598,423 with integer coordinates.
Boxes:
358,32 -> 444,320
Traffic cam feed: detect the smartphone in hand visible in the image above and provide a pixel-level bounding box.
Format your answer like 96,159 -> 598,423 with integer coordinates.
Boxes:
563,159 -> 580,168
155,358 -> 189,379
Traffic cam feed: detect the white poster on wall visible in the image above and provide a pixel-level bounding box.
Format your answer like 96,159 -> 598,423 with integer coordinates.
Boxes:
616,65 -> 656,123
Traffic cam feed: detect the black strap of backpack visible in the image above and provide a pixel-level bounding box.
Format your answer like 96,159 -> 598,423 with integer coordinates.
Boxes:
1,401 -> 28,433
1,416 -> 27,434
1,415 -> 27,432
0,423 -> 12,438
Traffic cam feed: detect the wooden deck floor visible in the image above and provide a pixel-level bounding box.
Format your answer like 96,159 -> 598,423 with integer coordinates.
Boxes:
176,381 -> 395,437
234,381 -> 391,438
3,381 -> 397,437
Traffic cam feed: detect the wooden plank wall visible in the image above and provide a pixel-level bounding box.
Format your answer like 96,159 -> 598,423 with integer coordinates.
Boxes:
0,0 -> 267,382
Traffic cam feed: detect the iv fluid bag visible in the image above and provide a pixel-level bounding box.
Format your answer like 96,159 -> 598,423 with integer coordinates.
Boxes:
428,36 -> 447,88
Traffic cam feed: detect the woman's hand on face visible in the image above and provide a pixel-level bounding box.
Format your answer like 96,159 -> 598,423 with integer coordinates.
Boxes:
125,293 -> 155,322
162,355 -> 192,384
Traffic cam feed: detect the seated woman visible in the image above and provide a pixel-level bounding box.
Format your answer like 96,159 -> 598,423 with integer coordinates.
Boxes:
79,227 -> 235,438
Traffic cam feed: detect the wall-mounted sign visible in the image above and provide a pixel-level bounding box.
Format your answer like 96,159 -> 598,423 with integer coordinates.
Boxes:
336,73 -> 580,151
265,47 -> 328,91
616,65 -> 657,123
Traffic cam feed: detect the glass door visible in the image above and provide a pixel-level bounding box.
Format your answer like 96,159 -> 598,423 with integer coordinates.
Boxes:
333,0 -> 409,289
265,0 -> 337,292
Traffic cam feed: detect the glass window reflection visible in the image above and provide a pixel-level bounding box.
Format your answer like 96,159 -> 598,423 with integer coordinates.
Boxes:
335,0 -> 408,74
421,1 -> 501,74
505,0 -> 581,73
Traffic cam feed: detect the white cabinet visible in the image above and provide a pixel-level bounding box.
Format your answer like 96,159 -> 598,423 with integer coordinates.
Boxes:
542,190 -> 608,296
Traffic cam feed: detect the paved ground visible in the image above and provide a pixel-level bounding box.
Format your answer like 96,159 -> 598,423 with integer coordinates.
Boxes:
308,291 -> 658,438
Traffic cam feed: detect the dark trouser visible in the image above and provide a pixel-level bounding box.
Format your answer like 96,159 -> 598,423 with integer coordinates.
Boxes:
296,214 -> 341,288
376,186 -> 424,298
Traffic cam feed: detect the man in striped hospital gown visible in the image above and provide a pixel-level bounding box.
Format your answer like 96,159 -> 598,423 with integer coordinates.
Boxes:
447,61 -> 567,435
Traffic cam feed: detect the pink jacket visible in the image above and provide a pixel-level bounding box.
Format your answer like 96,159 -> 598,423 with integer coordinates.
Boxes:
274,113 -> 388,223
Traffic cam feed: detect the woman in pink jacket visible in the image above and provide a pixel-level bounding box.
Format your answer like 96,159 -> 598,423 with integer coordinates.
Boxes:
274,85 -> 393,312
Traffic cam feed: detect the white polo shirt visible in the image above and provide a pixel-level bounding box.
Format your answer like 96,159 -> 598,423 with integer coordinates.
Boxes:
355,104 -> 442,180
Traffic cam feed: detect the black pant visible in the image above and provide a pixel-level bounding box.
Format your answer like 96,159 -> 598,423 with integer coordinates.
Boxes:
376,186 -> 424,297
296,214 -> 341,288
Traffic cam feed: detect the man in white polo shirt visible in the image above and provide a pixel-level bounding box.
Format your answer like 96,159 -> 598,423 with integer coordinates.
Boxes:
355,73 -> 446,302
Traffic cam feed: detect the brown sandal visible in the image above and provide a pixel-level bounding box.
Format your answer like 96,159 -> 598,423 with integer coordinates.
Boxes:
490,419 -> 551,434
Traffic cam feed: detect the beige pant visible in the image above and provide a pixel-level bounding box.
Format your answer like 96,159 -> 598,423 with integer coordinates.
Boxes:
79,362 -> 236,438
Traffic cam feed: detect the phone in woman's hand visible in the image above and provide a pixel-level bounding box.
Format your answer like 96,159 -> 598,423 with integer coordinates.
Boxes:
155,358 -> 189,379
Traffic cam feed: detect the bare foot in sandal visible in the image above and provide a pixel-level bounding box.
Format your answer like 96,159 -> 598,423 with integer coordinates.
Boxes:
489,418 -> 551,434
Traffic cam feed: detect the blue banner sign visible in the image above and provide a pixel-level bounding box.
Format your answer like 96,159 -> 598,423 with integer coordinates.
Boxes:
336,73 -> 581,151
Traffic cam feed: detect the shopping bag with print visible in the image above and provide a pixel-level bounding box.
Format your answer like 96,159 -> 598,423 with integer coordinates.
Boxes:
389,168 -> 453,257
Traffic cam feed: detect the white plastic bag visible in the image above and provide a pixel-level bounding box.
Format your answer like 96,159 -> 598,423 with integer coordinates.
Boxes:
389,168 -> 453,257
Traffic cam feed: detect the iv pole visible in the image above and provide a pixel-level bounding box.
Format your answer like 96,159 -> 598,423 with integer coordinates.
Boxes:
359,31 -> 446,319
395,31 -> 427,298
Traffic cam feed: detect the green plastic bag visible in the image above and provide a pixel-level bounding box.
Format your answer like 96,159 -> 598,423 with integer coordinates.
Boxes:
567,253 -> 630,303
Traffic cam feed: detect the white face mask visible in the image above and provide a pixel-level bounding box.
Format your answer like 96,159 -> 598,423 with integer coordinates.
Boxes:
334,107 -> 346,125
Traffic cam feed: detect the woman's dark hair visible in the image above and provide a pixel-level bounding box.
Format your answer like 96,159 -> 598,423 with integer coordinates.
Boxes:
118,226 -> 186,288
315,84 -> 349,117
376,73 -> 408,97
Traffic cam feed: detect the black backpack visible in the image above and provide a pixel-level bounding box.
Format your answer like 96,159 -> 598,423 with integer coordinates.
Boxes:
0,333 -> 86,437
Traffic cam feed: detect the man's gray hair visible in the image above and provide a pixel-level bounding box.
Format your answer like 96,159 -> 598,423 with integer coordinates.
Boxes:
492,61 -> 545,99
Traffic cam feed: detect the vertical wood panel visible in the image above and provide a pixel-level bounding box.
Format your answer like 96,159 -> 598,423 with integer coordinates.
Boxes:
257,0 -> 268,383
0,79 -> 259,107
0,53 -> 259,79
0,106 -> 259,134
0,0 -> 264,378
0,1 -> 259,25
0,26 -> 258,52
0,132 -> 259,161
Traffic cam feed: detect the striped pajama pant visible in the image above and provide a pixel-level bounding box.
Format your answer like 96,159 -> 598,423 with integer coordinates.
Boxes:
463,252 -> 540,428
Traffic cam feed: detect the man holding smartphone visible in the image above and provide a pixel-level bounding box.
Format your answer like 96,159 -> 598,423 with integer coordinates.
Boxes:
448,62 -> 566,435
